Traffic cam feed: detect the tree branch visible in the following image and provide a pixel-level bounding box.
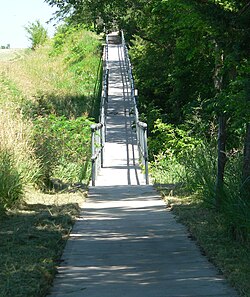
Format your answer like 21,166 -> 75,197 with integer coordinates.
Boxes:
238,1 -> 250,16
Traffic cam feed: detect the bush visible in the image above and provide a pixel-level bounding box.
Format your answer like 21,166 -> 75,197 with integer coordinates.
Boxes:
148,119 -> 201,160
33,115 -> 93,189
149,119 -> 201,185
149,152 -> 185,185
0,149 -> 23,212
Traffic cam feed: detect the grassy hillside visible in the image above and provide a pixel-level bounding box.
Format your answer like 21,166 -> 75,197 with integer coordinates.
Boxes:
0,25 -> 102,193
0,25 -> 102,296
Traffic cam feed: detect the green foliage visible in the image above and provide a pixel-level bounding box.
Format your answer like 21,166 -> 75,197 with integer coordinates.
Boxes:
222,153 -> 250,243
183,143 -> 217,203
33,115 -> 93,188
149,153 -> 185,185
149,119 -> 201,160
149,119 -> 201,186
25,20 -> 48,50
0,149 -> 23,212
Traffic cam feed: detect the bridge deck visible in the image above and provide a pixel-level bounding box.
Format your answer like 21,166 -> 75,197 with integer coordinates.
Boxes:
48,41 -> 238,297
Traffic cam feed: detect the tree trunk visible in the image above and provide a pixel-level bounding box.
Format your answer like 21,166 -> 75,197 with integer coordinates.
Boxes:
242,122 -> 250,199
215,115 -> 227,209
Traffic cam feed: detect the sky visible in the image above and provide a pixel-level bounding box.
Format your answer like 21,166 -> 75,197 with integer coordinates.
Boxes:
0,0 -> 58,48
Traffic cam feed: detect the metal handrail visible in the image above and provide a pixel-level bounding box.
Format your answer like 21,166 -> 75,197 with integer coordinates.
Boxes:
91,123 -> 103,186
90,38 -> 109,186
137,121 -> 149,184
121,30 -> 149,184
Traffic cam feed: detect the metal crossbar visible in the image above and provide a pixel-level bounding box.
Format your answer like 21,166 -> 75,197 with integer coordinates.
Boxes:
121,31 -> 149,184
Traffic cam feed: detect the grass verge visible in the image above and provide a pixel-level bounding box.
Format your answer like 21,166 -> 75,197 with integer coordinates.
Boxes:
158,186 -> 250,297
0,188 -> 85,297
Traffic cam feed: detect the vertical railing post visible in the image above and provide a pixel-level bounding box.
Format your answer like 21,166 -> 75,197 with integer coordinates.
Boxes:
142,124 -> 149,185
137,122 -> 149,185
91,125 -> 96,186
101,124 -> 104,168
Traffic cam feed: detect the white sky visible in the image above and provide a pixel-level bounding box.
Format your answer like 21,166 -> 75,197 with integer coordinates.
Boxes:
0,0 -> 58,48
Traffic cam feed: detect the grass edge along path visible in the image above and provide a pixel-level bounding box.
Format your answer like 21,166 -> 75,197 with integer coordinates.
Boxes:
157,185 -> 250,297
0,188 -> 85,297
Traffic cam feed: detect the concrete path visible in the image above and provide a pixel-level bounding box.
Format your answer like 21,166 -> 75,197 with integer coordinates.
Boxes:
48,40 -> 238,296
49,186 -> 238,297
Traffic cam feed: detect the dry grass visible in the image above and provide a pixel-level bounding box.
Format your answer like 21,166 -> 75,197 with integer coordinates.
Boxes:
1,47 -> 65,99
1,45 -> 85,103
0,49 -> 26,62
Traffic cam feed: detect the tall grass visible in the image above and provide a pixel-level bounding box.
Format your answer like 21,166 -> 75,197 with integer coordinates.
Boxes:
0,149 -> 23,212
183,143 -> 217,205
0,77 -> 41,211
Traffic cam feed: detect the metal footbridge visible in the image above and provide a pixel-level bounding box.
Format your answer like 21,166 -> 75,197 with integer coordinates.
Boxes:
90,31 -> 149,186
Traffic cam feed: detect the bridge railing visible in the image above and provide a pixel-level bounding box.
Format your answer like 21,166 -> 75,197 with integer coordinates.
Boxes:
121,31 -> 149,184
90,41 -> 109,186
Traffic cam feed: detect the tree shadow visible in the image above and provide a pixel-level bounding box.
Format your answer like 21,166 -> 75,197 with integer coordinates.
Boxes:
22,91 -> 100,120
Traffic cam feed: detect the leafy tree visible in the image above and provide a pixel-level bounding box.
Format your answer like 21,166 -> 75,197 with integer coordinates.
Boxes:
25,20 -> 48,50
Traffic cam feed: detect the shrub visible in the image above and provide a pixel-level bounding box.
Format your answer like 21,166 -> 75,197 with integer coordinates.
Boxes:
149,152 -> 185,185
33,115 -> 93,189
148,119 -> 201,160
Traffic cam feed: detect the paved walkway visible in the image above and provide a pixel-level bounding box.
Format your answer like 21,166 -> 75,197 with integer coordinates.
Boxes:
48,39 -> 238,297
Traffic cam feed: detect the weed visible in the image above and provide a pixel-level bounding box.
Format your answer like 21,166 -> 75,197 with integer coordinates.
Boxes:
149,152 -> 185,185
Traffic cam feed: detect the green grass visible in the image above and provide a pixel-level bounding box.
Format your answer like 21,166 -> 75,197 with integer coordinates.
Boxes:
159,189 -> 250,297
0,189 -> 85,297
